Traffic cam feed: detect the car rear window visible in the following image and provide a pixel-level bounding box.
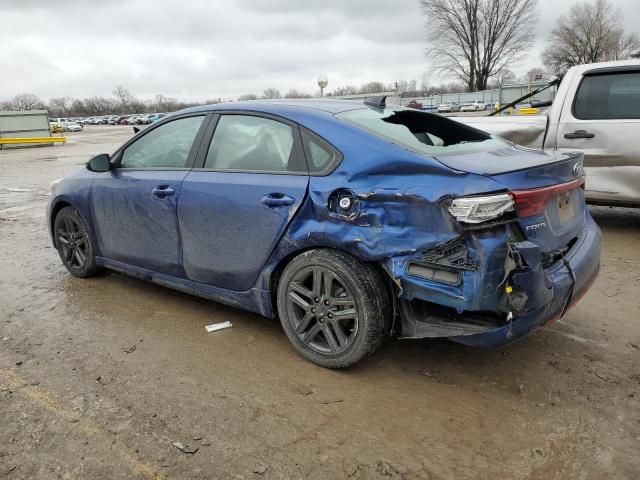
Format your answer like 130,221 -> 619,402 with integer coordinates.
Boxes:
337,108 -> 504,155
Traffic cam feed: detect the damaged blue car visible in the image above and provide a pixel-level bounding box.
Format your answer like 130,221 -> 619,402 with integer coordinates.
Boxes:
47,97 -> 601,368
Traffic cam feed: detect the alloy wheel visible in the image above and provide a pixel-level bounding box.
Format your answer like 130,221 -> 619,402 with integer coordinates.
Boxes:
57,215 -> 88,270
285,266 -> 359,355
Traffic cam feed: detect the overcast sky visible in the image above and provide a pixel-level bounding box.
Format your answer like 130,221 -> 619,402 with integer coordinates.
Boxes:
1,0 -> 638,102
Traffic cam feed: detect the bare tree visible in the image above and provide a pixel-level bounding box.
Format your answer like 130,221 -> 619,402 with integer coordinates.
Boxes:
154,94 -> 179,112
49,97 -> 73,116
358,81 -> 387,94
327,85 -> 359,96
238,93 -> 259,101
112,86 -> 136,113
542,0 -> 640,76
284,89 -> 312,98
421,0 -> 538,91
262,88 -> 281,99
11,93 -> 45,111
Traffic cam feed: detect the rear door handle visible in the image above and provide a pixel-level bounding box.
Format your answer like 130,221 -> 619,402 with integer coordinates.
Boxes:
564,130 -> 595,139
260,193 -> 295,207
151,185 -> 175,197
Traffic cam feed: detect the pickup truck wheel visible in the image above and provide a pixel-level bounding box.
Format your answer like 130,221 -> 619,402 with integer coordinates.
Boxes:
277,249 -> 390,368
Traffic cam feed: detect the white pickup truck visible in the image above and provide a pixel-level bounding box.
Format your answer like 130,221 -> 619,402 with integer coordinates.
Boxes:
454,60 -> 640,207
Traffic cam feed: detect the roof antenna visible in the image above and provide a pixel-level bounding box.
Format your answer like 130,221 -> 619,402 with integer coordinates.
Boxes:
364,95 -> 387,108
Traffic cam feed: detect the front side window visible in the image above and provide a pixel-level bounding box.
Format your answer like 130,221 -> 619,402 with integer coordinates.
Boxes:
120,116 -> 204,168
204,115 -> 300,172
574,72 -> 640,120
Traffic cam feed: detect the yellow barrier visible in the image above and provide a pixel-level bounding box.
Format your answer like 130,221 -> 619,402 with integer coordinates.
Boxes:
518,107 -> 539,115
0,136 -> 66,145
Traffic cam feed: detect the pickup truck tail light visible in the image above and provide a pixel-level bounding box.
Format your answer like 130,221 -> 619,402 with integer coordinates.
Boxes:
510,177 -> 585,217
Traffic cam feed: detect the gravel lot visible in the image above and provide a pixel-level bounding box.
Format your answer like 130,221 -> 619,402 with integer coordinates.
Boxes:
1,126 -> 639,479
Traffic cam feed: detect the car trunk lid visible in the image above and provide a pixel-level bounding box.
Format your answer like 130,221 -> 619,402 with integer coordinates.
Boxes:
438,149 -> 586,253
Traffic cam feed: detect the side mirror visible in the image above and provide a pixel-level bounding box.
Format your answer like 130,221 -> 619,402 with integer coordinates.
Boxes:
87,153 -> 111,172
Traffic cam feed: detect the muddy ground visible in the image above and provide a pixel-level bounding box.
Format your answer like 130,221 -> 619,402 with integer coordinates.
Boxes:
1,126 -> 638,479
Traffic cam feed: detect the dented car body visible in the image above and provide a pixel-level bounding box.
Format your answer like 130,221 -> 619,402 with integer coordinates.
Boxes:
48,99 -> 601,365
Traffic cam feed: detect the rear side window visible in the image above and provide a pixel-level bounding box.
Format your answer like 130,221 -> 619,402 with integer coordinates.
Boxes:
574,72 -> 640,120
301,131 -> 340,173
204,115 -> 304,172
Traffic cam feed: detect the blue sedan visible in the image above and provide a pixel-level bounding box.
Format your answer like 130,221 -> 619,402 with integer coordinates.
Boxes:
47,97 -> 601,368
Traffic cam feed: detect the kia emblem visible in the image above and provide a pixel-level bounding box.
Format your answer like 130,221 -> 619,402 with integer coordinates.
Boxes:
572,162 -> 581,177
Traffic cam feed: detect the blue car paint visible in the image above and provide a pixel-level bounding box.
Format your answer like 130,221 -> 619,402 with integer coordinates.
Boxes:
47,99 -> 602,348
90,169 -> 189,277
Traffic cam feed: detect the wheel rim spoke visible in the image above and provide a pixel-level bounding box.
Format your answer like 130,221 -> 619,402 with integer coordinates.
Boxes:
288,291 -> 310,311
322,324 -> 339,352
331,308 -> 357,320
302,322 -> 323,343
330,320 -> 349,348
294,312 -> 314,334
289,281 -> 313,301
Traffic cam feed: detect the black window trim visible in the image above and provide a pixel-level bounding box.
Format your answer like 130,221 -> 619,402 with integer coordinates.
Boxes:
571,69 -> 640,121
111,112 -> 213,170
188,109 -> 344,176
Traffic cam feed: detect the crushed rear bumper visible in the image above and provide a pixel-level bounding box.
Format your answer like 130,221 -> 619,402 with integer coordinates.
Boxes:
390,215 -> 601,348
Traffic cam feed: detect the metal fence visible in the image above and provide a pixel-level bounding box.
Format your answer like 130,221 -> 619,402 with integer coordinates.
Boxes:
0,110 -> 51,149
329,80 -> 557,111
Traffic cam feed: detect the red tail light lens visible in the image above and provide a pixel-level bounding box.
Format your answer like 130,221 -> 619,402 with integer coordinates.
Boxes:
510,177 -> 585,217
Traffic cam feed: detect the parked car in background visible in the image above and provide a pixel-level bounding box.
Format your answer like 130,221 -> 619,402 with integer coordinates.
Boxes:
149,113 -> 167,123
48,97 -> 600,368
127,115 -> 142,125
460,101 -> 486,112
437,102 -> 460,113
453,60 -> 640,207
62,121 -> 83,132
140,113 -> 167,124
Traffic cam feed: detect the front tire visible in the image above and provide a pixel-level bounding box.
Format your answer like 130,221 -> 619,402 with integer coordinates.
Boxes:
53,206 -> 101,278
277,249 -> 390,368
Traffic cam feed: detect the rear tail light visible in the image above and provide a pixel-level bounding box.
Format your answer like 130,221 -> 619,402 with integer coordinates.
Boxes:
447,177 -> 585,225
510,177 -> 585,217
447,193 -> 515,224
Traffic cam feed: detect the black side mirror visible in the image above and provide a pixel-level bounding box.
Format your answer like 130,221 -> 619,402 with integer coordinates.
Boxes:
87,153 -> 111,172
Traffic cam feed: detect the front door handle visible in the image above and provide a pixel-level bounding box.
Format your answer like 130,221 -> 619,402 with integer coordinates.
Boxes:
151,185 -> 175,197
260,193 -> 295,207
564,130 -> 595,139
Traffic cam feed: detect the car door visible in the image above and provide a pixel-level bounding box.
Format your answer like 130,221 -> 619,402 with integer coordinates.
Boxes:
90,114 -> 209,276
178,113 -> 309,291
555,68 -> 640,206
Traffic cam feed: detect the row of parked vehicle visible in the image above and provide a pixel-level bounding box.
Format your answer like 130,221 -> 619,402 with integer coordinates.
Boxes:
437,100 -> 488,113
61,113 -> 168,126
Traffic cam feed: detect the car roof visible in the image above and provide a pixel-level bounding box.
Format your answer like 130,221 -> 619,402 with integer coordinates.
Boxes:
571,59 -> 640,76
179,98 -> 369,117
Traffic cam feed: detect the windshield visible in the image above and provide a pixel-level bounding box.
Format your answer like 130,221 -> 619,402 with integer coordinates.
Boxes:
337,107 -> 505,155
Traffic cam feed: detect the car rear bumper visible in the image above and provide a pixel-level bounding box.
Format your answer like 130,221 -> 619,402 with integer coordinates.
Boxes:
450,214 -> 601,348
391,214 -> 601,348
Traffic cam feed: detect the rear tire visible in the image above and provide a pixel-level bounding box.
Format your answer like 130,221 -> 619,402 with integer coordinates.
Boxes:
277,249 -> 391,368
53,206 -> 102,278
